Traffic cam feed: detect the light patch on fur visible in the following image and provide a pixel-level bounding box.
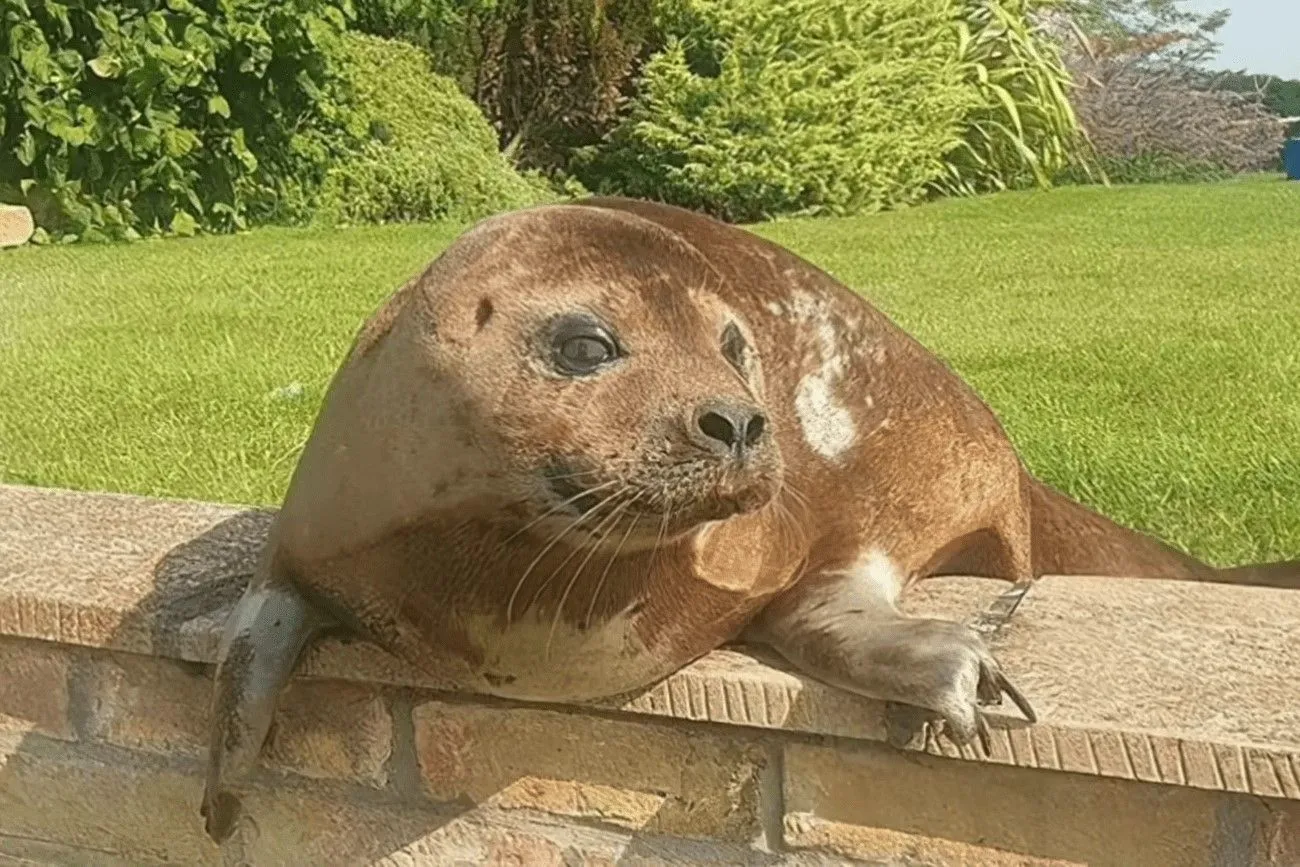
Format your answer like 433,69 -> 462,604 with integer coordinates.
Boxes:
777,548 -> 905,639
765,300 -> 785,316
849,548 -> 905,608
788,290 -> 857,461
460,604 -> 662,702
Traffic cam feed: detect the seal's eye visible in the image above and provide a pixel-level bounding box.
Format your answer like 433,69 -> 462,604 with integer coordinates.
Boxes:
547,313 -> 621,376
559,335 -> 614,370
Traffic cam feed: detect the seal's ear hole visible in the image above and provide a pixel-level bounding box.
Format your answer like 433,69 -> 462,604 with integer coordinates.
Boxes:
721,321 -> 747,372
476,298 -> 494,331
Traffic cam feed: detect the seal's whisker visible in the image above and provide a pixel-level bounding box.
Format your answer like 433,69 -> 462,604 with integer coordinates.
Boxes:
768,495 -> 796,552
530,487 -> 632,620
498,478 -> 620,549
546,493 -> 641,660
772,485 -> 809,551
504,483 -> 622,624
780,480 -> 814,522
781,477 -> 811,507
540,467 -> 604,482
646,503 -> 673,582
584,498 -> 642,631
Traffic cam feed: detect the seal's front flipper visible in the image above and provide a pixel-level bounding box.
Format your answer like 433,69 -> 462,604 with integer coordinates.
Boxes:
747,569 -> 1035,754
201,578 -> 333,844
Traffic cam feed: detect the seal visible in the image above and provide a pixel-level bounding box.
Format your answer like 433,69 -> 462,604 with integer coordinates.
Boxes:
201,195 -> 1299,843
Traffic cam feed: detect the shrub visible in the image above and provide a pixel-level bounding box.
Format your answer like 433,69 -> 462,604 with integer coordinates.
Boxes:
0,0 -> 355,242
570,0 -> 982,222
350,0 -> 489,88
314,33 -> 556,226
352,0 -> 658,174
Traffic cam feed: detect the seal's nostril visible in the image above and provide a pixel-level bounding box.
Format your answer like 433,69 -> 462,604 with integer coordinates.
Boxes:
696,403 -> 766,454
698,410 -> 738,447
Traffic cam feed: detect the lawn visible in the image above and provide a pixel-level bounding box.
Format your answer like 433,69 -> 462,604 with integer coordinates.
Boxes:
3,178 -> 1298,567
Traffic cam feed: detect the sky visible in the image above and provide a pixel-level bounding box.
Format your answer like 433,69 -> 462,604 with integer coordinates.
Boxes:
1183,0 -> 1300,78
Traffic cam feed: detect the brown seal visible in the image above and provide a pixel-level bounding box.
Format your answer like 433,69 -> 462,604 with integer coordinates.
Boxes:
201,195 -> 1298,842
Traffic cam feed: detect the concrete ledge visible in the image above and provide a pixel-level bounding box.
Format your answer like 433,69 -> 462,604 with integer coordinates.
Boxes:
1,482 -> 1298,865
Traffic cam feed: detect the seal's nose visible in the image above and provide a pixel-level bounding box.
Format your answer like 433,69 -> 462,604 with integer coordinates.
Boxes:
694,401 -> 766,457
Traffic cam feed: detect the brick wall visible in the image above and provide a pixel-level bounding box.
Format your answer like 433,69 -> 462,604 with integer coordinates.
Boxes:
1,484 -> 1298,866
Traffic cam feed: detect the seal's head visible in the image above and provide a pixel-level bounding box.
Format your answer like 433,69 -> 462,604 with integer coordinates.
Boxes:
396,203 -> 784,548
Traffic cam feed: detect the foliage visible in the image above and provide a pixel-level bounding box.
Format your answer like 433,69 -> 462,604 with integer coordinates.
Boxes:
315,33 -> 555,226
1053,0 -> 1228,69
0,0 -> 356,242
349,0 -> 489,88
936,0 -> 1097,194
1215,72 -> 1300,138
569,0 -> 983,222
352,0 -> 658,173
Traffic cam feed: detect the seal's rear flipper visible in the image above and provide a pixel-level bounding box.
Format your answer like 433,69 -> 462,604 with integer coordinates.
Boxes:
1214,560 -> 1300,590
201,577 -> 333,844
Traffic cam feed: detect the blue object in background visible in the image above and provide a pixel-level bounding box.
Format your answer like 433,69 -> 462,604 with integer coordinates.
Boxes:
1285,139 -> 1300,181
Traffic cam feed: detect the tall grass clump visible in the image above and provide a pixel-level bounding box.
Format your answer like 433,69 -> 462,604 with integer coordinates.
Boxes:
939,0 -> 1097,194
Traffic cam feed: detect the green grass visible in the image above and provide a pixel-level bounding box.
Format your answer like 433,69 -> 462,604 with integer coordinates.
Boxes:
3,178 -> 1299,566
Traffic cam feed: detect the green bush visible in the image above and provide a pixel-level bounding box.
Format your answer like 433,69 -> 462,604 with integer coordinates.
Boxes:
315,33 -> 557,225
0,0 -> 355,242
571,0 -> 982,222
352,0 -> 658,174
350,0 -> 489,88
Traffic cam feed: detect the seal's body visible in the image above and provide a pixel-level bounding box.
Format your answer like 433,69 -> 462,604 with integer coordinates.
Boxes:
202,196 -> 1297,843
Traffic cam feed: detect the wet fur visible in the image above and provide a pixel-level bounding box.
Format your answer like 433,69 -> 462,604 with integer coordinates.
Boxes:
201,196 -> 1296,843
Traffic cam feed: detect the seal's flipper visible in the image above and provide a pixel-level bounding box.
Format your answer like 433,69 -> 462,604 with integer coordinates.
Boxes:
749,569 -> 1035,755
201,578 -> 333,844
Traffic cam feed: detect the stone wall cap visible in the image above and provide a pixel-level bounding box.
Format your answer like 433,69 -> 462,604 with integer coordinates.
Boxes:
2,482 -> 1297,799
0,204 -> 35,247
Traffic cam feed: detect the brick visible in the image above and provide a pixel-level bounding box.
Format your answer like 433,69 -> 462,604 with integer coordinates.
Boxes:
234,792 -> 634,865
783,740 -> 1281,867
1265,801 -> 1300,864
83,651 -> 392,785
80,651 -> 210,754
412,700 -> 767,842
0,636 -> 72,739
0,833 -> 140,866
235,793 -> 829,866
0,733 -> 221,865
266,679 -> 393,786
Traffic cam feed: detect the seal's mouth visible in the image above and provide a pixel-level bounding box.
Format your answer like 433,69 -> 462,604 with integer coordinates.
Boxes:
538,452 -> 780,532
